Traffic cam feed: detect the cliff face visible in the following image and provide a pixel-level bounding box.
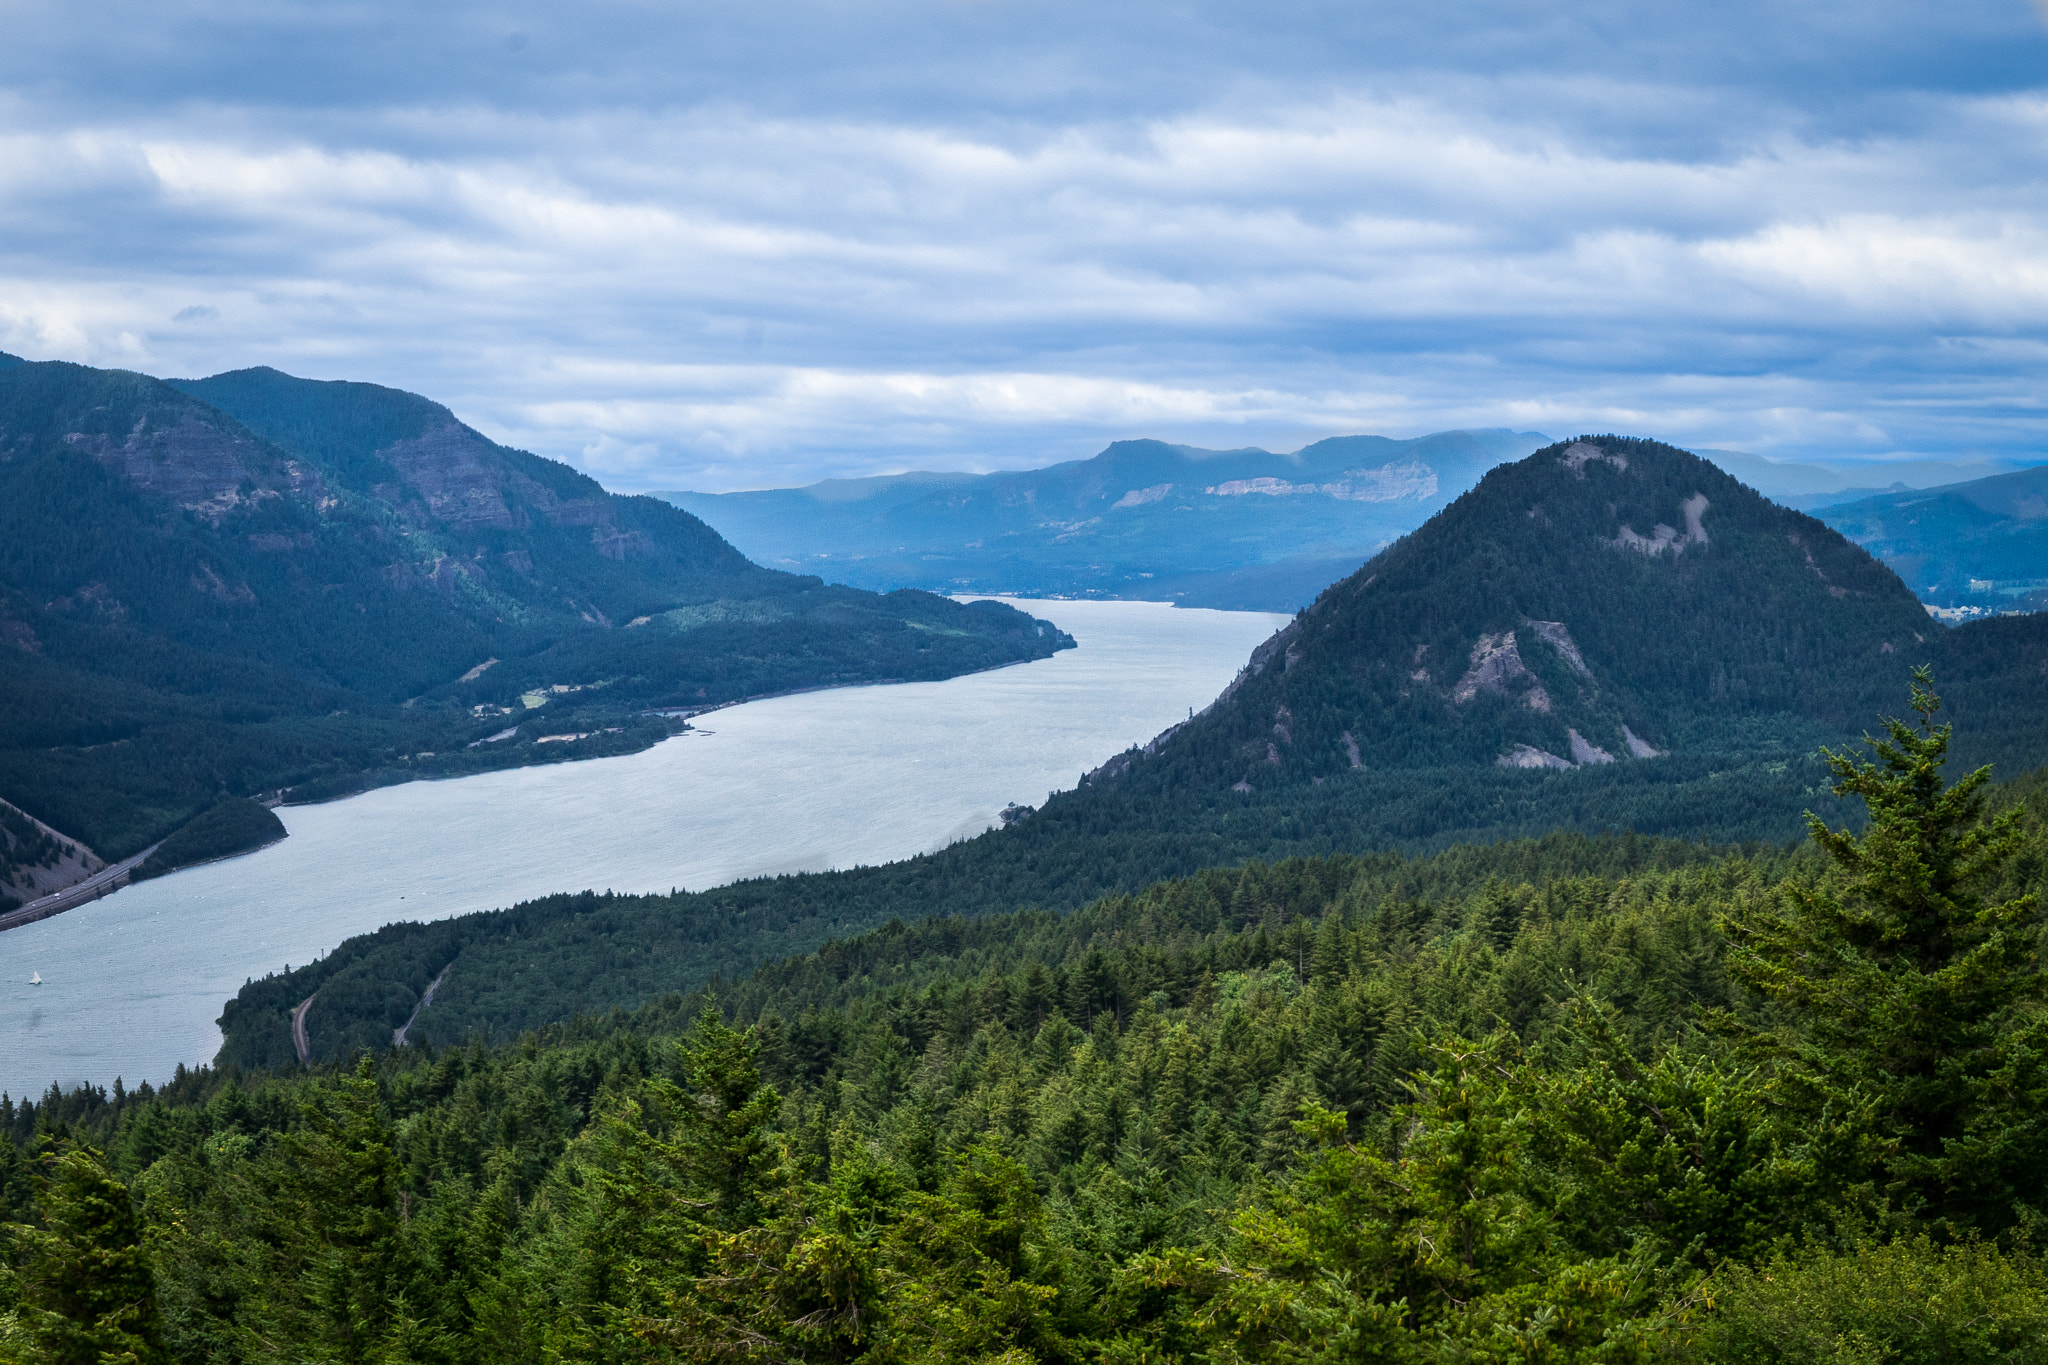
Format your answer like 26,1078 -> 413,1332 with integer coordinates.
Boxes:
172,367 -> 766,619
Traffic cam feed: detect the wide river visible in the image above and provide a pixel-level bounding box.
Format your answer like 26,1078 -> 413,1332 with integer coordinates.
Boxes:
0,599 -> 1285,1097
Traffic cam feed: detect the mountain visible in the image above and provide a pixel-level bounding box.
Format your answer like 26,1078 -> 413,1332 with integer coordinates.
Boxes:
213,435 -> 2048,1065
1804,464 -> 2048,612
1698,447 -> 2035,507
0,357 -> 1068,901
1148,435 -> 1946,790
658,429 -> 1550,610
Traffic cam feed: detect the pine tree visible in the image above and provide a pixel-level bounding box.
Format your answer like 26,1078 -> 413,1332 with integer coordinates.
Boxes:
11,1147 -> 166,1365
1721,670 -> 2046,1231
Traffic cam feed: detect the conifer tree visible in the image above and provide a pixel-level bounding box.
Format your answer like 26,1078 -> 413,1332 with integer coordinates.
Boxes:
10,1147 -> 166,1365
1721,669 -> 2046,1231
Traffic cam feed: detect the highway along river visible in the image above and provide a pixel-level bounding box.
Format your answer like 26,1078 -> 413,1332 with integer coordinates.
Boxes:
0,599 -> 1287,1095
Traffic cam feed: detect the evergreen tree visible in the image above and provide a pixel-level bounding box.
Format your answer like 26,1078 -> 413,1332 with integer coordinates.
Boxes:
8,1147 -> 166,1365
1721,670 -> 2047,1232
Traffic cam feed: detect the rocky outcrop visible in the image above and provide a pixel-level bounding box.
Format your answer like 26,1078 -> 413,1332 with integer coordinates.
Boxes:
1525,619 -> 1591,676
1498,744 -> 1573,769
1452,631 -> 1552,713
1567,728 -> 1617,765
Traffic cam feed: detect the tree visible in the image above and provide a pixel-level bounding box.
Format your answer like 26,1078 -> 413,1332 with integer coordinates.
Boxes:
8,1146 -> 166,1365
1720,669 -> 2047,1232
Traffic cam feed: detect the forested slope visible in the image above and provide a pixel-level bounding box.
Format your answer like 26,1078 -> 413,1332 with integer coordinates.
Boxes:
0,357 -> 1069,881
9,689 -> 2048,1360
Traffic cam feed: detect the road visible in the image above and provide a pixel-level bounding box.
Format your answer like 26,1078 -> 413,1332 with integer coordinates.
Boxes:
0,842 -> 163,934
291,996 -> 315,1067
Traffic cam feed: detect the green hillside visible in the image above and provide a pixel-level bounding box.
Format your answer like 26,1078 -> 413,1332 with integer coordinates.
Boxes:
0,359 -> 1069,868
10,699 -> 2048,1360
211,436 -> 2048,1066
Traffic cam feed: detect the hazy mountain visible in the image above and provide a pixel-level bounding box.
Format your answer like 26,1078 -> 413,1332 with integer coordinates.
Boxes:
215,436 -> 2048,1062
1803,464 -> 2048,612
1697,447 -> 2033,505
0,357 -> 1067,894
659,429 -> 1550,610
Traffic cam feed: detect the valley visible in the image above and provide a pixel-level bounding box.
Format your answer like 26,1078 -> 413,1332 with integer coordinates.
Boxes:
0,598 -> 1283,1096
6,430 -> 2046,1363
0,356 -> 1070,913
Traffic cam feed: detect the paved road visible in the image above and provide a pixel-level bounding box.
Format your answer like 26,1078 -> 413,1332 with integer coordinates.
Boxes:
292,996 -> 316,1067
0,843 -> 163,934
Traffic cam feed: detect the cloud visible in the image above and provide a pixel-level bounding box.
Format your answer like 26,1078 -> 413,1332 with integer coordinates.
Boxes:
1,1 -> 2046,487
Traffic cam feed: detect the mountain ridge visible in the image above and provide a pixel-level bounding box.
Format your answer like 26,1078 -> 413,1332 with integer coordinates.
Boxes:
0,359 -> 1069,896
659,429 -> 1550,610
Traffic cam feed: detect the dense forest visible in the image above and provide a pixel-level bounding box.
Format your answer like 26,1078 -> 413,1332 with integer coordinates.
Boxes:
4,678 -> 2047,1358
0,358 -> 1068,866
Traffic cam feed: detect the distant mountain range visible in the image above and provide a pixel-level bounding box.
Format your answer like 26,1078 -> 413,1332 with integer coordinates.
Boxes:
1803,464 -> 2048,613
220,435 -> 2048,1064
659,431 -> 1551,610
663,435 -> 2043,611
0,355 -> 1067,910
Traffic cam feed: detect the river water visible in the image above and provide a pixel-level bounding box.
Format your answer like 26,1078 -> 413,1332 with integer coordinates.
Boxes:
0,599 -> 1285,1096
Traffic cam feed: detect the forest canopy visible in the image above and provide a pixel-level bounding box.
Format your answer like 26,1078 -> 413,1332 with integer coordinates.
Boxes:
6,675 -> 2048,1361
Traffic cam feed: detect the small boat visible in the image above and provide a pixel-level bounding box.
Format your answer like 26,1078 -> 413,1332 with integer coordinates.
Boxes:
29,972 -> 41,986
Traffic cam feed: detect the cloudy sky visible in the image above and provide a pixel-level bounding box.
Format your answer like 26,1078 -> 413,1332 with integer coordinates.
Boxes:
3,0 -> 2046,490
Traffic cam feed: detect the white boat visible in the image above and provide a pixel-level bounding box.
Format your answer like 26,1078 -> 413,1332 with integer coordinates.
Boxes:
29,972 -> 41,986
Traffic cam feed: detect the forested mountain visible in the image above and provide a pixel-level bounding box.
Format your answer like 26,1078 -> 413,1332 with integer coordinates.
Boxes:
10,703 -> 2048,1359
1809,462 -> 2048,611
212,436 -> 2048,1066
1147,435 -> 1967,790
660,430 -> 1548,610
0,357 -> 1068,897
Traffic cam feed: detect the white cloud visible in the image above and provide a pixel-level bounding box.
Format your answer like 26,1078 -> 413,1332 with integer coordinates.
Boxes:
3,1 -> 2047,486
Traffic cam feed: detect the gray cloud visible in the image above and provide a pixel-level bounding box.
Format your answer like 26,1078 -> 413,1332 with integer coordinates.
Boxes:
2,0 -> 2046,489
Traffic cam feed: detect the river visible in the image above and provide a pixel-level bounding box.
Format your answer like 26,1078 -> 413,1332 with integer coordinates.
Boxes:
0,599 -> 1286,1096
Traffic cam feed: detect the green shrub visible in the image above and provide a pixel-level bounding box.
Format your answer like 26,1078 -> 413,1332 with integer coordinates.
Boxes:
1688,1236 -> 2048,1364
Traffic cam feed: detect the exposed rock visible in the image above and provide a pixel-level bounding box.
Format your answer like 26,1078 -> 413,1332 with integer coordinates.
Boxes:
0,798 -> 105,903
67,412 -> 275,516
1560,442 -> 1628,477
1567,729 -> 1616,765
1452,631 -> 1551,712
1111,483 -> 1172,508
1615,493 -> 1710,556
1205,460 -> 1437,503
1621,725 -> 1663,758
1498,744 -> 1573,770
1341,730 -> 1363,769
1525,619 -> 1592,676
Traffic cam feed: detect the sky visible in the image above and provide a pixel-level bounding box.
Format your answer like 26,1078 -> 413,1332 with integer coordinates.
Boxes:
3,0 -> 2047,491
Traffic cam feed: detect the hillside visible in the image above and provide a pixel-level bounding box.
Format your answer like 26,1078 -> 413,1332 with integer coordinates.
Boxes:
661,429 -> 1548,610
214,436 -> 2048,1066
19,762 -> 2048,1361
0,357 -> 1069,893
1809,462 -> 2048,611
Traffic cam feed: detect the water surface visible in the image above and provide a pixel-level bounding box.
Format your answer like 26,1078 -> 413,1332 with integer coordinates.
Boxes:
0,599 -> 1284,1095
